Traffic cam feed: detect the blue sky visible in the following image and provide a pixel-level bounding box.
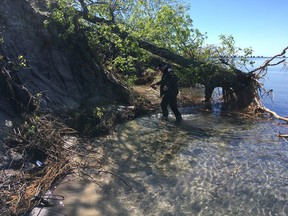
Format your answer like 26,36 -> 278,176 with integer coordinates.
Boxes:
187,0 -> 288,57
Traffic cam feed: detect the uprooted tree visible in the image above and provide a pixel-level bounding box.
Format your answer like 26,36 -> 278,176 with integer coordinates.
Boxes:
47,0 -> 287,119
0,0 -> 287,122
1,0 -> 287,120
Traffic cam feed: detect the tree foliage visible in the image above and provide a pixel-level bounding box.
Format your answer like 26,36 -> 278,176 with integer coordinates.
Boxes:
44,1 -> 197,73
45,0 -> 255,87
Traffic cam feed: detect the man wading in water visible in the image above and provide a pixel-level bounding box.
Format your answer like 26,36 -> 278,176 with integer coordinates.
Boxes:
151,63 -> 182,121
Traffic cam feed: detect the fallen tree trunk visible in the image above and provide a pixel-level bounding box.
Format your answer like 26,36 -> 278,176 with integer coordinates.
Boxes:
138,41 -> 198,68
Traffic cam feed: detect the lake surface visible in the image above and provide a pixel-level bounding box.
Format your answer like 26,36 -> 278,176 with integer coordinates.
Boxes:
262,64 -> 288,116
247,57 -> 288,116
29,58 -> 288,216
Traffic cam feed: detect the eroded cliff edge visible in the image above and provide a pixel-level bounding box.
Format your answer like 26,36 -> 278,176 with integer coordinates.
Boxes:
0,0 -> 131,128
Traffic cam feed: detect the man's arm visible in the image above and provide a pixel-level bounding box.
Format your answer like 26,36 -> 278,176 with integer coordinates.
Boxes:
150,80 -> 161,89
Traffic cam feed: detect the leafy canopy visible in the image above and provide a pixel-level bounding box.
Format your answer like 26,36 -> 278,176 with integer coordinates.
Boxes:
46,0 -> 253,85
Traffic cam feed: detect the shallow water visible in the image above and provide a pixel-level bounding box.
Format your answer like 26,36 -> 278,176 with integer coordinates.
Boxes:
29,58 -> 288,216
30,110 -> 288,216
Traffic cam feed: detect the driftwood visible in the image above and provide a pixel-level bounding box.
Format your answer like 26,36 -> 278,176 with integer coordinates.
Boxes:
0,114 -> 127,215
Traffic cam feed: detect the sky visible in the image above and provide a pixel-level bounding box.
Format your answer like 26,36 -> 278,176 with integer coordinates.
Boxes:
187,0 -> 288,57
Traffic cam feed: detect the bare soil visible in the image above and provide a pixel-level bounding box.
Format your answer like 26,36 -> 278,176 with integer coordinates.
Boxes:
133,85 -> 205,109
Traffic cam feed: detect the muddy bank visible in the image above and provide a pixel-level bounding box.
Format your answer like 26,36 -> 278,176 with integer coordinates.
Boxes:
0,0 -> 134,192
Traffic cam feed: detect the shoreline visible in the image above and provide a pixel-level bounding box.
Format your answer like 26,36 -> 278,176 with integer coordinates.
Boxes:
0,85 -> 206,215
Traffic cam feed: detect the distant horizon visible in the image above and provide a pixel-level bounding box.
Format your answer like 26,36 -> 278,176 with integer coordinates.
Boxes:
245,55 -> 287,58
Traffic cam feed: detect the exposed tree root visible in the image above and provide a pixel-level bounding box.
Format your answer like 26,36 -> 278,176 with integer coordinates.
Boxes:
258,106 -> 288,122
253,98 -> 288,123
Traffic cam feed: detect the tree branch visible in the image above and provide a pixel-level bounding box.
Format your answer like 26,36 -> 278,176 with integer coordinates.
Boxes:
250,46 -> 288,74
78,0 -> 114,25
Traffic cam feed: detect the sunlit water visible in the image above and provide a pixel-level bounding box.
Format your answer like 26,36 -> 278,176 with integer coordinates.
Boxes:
93,113 -> 288,216
30,58 -> 288,216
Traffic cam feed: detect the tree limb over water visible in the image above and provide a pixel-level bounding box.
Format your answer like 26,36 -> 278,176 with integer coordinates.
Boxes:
250,47 -> 288,123
249,46 -> 288,75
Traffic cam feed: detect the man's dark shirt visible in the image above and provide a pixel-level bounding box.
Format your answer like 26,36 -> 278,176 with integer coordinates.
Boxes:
159,69 -> 179,97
